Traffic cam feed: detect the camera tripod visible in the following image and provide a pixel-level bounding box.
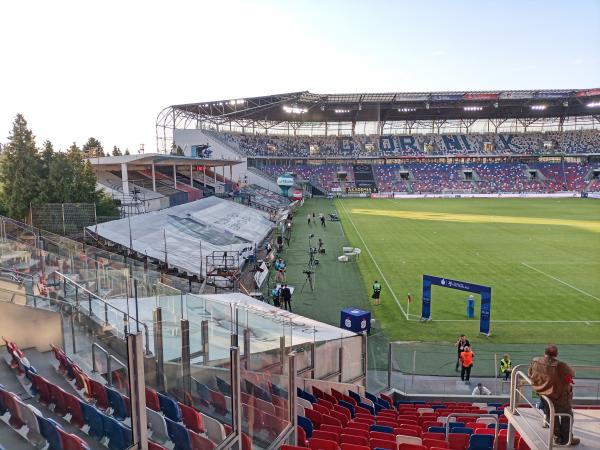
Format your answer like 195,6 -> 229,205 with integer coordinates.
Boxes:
300,270 -> 315,293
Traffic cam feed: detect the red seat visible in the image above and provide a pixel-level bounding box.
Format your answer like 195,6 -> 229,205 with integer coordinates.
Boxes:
355,405 -> 371,416
380,394 -> 393,406
48,383 -> 68,416
312,386 -> 325,399
377,419 -> 397,428
322,392 -> 338,404
342,428 -> 368,438
189,430 -> 216,450
347,421 -> 370,432
318,398 -> 335,410
341,444 -> 370,450
330,388 -> 344,401
88,379 -> 109,411
341,434 -> 369,446
313,430 -> 339,443
369,438 -> 395,449
297,425 -> 309,447
423,438 -> 449,448
332,405 -> 352,422
178,402 -> 203,433
30,373 -> 51,406
516,436 -> 530,450
57,428 -> 90,450
272,395 -> 288,410
320,424 -> 342,438
145,387 -> 160,411
63,392 -> 85,428
355,417 -> 374,425
422,432 -> 445,440
282,446 -> 311,450
398,418 -> 419,426
322,414 -> 342,427
398,445 -> 427,450
313,403 -> 330,415
330,410 -> 349,427
263,412 -> 287,439
448,433 -> 470,450
0,389 -> 24,429
398,424 -> 422,435
370,431 -> 395,441
497,430 -> 507,450
397,428 -> 420,437
305,409 -> 323,429
209,389 -> 228,415
309,437 -> 339,450
474,429 -> 495,435
148,441 -> 168,450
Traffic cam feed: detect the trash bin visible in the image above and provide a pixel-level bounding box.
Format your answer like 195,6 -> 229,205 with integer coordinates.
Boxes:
467,295 -> 475,319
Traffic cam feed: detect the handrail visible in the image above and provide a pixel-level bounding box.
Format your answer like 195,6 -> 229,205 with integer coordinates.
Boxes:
54,271 -> 151,354
507,364 -> 600,449
91,341 -> 127,386
444,413 -> 499,450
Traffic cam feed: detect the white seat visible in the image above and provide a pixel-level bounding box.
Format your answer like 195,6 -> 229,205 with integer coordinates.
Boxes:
202,413 -> 226,443
472,402 -> 487,408
476,417 -> 497,425
418,407 -> 434,415
17,402 -> 44,445
396,435 -> 422,446
146,407 -> 169,444
361,397 -> 374,408
296,404 -> 305,417
297,397 -> 312,409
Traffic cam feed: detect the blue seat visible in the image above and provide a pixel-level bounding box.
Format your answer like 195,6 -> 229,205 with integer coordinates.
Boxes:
102,414 -> 133,450
338,400 -> 355,418
487,423 -> 508,429
348,390 -> 361,403
449,422 -> 466,429
37,416 -> 63,450
80,401 -> 105,439
451,427 -> 474,435
215,376 -> 231,396
488,402 -> 502,408
359,401 -> 376,415
157,392 -> 181,422
106,387 -> 128,421
489,410 -> 504,416
297,415 -> 313,439
193,380 -> 211,405
469,434 -> 494,450
271,384 -> 288,399
253,385 -> 272,402
370,424 -> 393,434
296,387 -> 316,404
428,426 -> 447,434
166,417 -> 192,450
395,400 -> 412,407
432,404 -> 447,410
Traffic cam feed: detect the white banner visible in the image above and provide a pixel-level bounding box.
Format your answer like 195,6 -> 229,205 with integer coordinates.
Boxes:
391,192 -> 580,199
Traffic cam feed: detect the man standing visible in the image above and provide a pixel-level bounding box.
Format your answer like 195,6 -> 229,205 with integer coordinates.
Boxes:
319,213 -> 326,227
528,345 -> 579,446
280,284 -> 292,311
307,214 -> 311,226
372,280 -> 382,306
455,334 -> 471,371
472,383 -> 492,396
500,354 -> 512,381
460,345 -> 474,383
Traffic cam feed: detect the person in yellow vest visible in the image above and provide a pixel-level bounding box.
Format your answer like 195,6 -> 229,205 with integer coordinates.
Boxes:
500,354 -> 512,381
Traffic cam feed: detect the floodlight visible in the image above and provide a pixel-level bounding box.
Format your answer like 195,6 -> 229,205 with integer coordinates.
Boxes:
587,102 -> 600,108
463,106 -> 483,111
531,105 -> 546,110
334,109 -> 350,114
398,108 -> 417,112
283,105 -> 307,114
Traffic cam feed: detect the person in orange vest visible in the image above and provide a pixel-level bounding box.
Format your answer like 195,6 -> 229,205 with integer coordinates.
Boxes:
460,345 -> 475,383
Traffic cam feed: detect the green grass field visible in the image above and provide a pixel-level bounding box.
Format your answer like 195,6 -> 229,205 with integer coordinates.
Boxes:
335,197 -> 600,345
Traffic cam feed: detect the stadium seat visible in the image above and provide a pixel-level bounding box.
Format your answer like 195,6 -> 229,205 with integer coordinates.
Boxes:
63,392 -> 85,428
158,392 -> 181,422
305,408 -> 323,429
341,444 -> 370,450
201,413 -> 227,443
37,416 -> 63,450
468,434 -> 494,450
149,441 -> 169,450
178,401 -> 203,433
398,444 -> 427,450
309,437 -> 339,450
147,407 -> 169,444
313,403 -> 330,415
369,437 -> 396,449
80,401 -> 105,439
16,402 -> 44,445
341,433 -> 369,446
422,432 -> 445,440
215,376 -> 231,396
423,438 -> 449,448
298,415 -> 314,439
448,433 -> 470,450
166,417 -> 192,450
106,386 -> 129,421
339,400 -> 356,418
282,446 -> 310,450
102,413 -> 133,450
428,427 -> 446,434
343,427 -> 369,438
396,435 -> 422,446
313,430 -> 340,442
188,430 -> 216,450
89,379 -> 110,411
370,431 -> 395,442
57,428 -> 91,450
297,425 -> 309,447
330,409 -> 350,427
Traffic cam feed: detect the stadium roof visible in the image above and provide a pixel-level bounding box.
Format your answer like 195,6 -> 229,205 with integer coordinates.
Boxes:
87,153 -> 240,169
167,89 -> 600,123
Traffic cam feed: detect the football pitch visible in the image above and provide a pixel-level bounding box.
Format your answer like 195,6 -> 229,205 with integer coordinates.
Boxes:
335,197 -> 600,345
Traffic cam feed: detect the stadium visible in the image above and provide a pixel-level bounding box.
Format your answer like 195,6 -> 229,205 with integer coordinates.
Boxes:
1,87 -> 599,450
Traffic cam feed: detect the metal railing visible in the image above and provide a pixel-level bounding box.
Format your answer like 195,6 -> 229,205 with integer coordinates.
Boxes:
444,413 -> 499,450
54,271 -> 151,354
508,364 -> 600,449
91,342 -> 128,387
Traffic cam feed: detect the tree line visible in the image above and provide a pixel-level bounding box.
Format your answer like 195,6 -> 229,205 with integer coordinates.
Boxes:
0,114 -> 120,220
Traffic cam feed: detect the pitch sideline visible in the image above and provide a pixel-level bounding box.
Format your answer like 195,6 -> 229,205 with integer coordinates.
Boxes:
338,200 -> 409,320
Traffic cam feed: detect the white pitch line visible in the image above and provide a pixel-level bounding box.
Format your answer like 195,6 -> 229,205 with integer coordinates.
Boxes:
521,262 -> 600,303
339,201 -> 409,320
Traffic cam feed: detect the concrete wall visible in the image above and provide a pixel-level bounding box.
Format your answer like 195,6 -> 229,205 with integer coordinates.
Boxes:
0,280 -> 26,305
0,302 -> 63,352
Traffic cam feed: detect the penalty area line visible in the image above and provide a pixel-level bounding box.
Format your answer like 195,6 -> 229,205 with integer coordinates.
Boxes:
521,262 -> 600,303
338,201 -> 409,320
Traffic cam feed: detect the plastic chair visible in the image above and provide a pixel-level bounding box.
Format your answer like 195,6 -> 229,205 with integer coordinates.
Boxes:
370,424 -> 393,434
423,438 -> 449,448
369,438 -> 396,449
147,408 -> 169,444
313,430 -> 339,443
297,425 -> 309,447
343,427 -> 369,438
341,433 -> 369,446
305,408 -> 323,429
422,432 -> 445,440
188,430 -> 216,450
166,417 -> 192,450
158,392 -> 181,422
282,446 -> 310,450
396,435 -> 422,446
370,431 -> 395,441
451,427 -> 473,435
178,402 -> 203,433
309,437 -> 339,450
89,379 -> 109,411
428,427 -> 447,434
340,444 -> 370,450
106,387 -> 129,421
102,414 -> 133,450
16,401 -> 44,445
148,440 -> 168,450
57,428 -> 91,450
469,434 -> 494,450
298,415 -> 314,439
398,444 -> 427,450
80,402 -> 105,440
448,433 -> 470,450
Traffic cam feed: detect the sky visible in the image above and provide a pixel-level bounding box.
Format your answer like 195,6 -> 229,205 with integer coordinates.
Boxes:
1,0 -> 599,153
